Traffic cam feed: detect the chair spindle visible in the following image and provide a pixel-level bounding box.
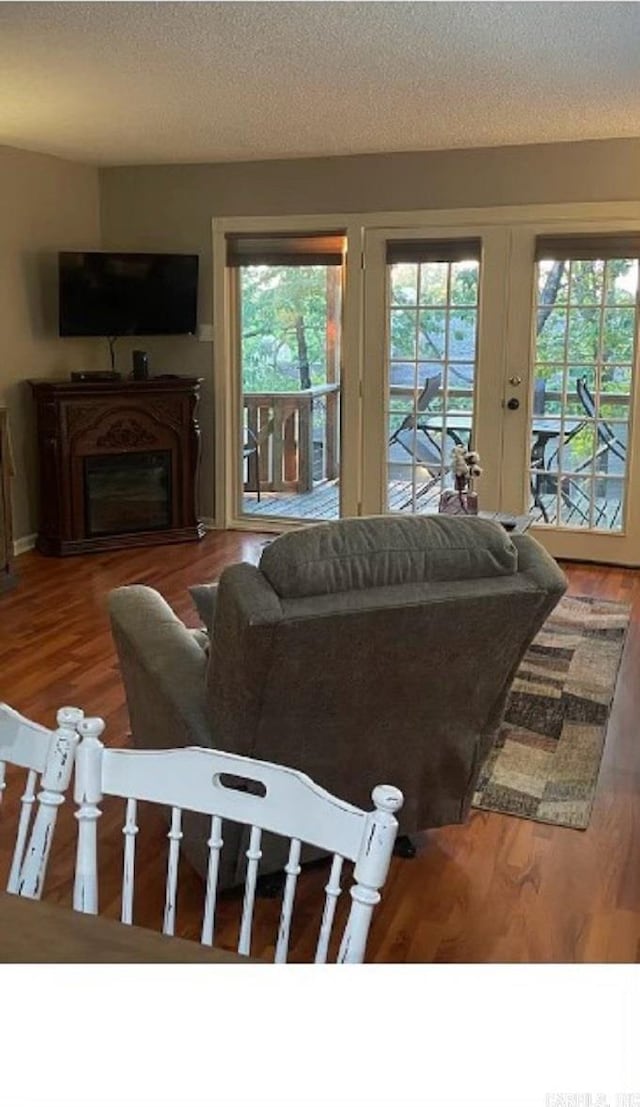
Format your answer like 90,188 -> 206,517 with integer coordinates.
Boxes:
6,770 -> 37,894
238,824 -> 262,956
314,853 -> 344,964
121,797 -> 138,925
274,837 -> 302,964
163,805 -> 183,936
201,814 -> 223,946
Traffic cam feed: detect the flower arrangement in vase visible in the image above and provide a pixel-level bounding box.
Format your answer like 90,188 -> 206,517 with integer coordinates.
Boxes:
438,444 -> 483,515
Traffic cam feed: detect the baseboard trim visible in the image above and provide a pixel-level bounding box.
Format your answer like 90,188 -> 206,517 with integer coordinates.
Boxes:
15,524 -> 218,553
13,533 -> 37,556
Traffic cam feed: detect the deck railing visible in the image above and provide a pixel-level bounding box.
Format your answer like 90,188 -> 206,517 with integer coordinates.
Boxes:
244,383 -> 340,494
244,384 -> 630,498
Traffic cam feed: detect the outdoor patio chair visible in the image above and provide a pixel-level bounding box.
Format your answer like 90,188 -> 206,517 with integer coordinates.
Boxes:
531,423 -> 607,528
576,377 -> 627,466
388,371 -> 443,506
533,376 -> 627,526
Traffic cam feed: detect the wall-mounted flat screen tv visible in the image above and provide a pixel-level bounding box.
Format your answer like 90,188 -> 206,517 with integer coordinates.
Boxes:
59,252 -> 199,337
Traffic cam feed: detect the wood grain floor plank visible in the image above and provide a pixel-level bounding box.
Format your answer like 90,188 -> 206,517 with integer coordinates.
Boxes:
0,537 -> 638,962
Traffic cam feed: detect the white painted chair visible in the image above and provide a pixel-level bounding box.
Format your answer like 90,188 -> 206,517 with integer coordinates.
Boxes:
73,717 -> 403,963
0,703 -> 83,898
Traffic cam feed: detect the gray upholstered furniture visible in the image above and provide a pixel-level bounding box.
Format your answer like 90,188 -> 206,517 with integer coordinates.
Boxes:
108,515 -> 566,888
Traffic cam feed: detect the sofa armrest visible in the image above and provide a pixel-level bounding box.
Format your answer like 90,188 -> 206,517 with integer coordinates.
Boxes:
108,585 -> 211,746
512,534 -> 568,600
214,562 -> 283,628
476,535 -> 567,748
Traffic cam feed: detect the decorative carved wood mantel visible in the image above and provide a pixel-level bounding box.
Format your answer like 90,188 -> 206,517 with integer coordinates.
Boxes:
30,377 -> 205,555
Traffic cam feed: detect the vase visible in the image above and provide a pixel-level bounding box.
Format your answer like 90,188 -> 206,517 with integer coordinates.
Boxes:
438,489 -> 479,516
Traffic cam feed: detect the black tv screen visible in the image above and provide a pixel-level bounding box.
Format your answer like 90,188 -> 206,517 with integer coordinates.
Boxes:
59,252 -> 199,337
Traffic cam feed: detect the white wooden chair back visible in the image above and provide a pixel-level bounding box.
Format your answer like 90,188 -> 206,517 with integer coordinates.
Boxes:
73,718 -> 403,963
0,703 -> 83,897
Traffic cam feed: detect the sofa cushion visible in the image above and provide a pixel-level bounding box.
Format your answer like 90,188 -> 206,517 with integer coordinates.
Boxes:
189,582 -> 218,635
259,515 -> 518,599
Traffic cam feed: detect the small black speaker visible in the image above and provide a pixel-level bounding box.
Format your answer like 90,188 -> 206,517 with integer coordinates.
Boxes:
132,350 -> 149,380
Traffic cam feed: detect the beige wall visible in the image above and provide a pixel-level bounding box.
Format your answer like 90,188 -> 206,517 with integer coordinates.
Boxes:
0,145 -> 101,541
5,135 -> 640,542
99,136 -> 640,520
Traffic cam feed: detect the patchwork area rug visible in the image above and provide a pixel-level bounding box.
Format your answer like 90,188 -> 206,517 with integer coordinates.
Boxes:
472,594 -> 630,829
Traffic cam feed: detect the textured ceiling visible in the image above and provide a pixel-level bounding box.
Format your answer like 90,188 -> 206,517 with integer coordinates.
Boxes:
2,1 -> 640,166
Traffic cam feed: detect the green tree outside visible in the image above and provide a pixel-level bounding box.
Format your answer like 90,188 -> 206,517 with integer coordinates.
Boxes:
240,266 -> 335,392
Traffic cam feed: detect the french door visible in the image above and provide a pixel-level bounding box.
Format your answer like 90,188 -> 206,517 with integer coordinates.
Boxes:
215,210 -> 640,565
361,221 -> 640,565
362,225 -> 510,519
502,224 -> 640,564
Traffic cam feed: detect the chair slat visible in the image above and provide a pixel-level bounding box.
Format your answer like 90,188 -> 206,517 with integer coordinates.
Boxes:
238,825 -> 262,956
201,815 -> 223,946
274,837 -> 301,964
314,854 -> 344,964
121,797 -> 138,925
6,770 -> 37,894
162,806 -> 183,936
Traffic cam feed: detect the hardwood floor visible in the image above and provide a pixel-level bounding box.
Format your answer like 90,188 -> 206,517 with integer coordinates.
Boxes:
1,533 -> 639,962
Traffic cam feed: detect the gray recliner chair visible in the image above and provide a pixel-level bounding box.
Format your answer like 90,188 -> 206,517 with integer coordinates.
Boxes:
108,515 -> 566,889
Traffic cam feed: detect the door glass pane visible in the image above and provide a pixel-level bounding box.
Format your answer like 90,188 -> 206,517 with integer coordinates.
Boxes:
238,260 -> 343,521
386,252 -> 480,514
530,257 -> 636,531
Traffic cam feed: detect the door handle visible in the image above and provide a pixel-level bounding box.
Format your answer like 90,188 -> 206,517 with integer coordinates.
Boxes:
507,397 -> 520,411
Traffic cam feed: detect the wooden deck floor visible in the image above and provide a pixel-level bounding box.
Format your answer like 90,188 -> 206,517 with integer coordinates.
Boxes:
1,533 -> 639,962
244,481 -> 624,531
242,479 -> 442,520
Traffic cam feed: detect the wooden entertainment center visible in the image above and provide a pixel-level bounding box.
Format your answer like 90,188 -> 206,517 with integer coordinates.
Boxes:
30,377 -> 205,555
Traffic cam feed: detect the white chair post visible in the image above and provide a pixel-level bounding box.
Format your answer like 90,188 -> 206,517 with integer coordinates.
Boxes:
73,716 -> 105,915
17,707 -> 84,900
337,785 -> 403,964
6,769 -> 38,894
